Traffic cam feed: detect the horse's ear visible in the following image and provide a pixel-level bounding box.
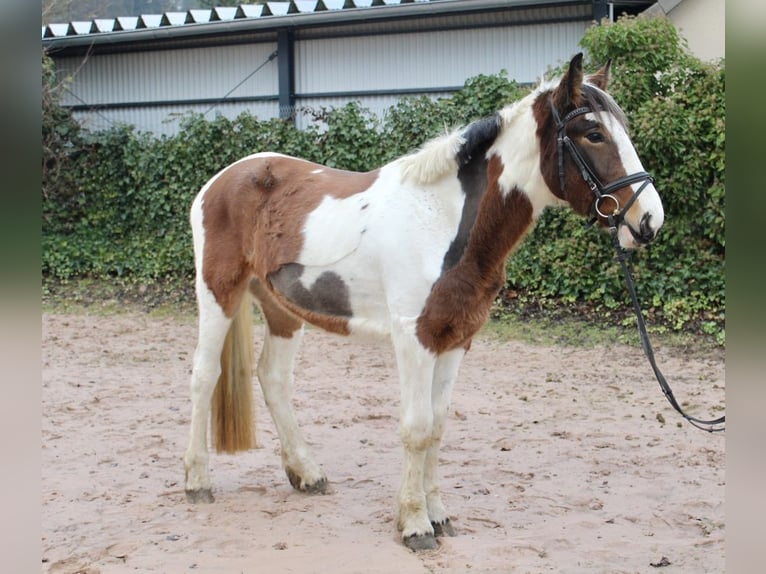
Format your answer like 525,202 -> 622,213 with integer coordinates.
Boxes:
588,58 -> 612,91
553,53 -> 584,111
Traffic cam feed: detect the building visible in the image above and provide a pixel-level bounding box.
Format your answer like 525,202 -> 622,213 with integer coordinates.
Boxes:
42,1 -> 654,136
644,0 -> 725,62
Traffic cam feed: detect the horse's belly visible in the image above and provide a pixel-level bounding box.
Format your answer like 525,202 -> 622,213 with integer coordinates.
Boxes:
267,254 -> 392,339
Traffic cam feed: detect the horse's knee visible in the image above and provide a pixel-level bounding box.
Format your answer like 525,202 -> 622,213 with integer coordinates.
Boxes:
400,411 -> 434,451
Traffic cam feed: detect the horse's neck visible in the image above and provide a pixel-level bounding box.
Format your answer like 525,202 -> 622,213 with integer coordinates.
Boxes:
454,101 -> 546,277
415,96 -> 555,352
459,155 -> 536,279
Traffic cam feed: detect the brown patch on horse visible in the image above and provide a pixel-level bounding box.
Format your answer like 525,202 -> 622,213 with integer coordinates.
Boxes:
200,156 -> 378,317
249,278 -> 303,339
265,285 -> 352,336
250,276 -> 350,337
416,155 -> 534,354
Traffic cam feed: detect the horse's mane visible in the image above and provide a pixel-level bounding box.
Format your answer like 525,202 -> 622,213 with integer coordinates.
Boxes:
399,114 -> 502,185
398,129 -> 464,184
397,79 -> 627,186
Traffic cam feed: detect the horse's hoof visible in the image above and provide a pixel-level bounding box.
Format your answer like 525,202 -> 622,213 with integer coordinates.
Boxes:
286,468 -> 328,493
304,477 -> 328,493
185,488 -> 214,503
432,518 -> 456,537
403,533 -> 439,551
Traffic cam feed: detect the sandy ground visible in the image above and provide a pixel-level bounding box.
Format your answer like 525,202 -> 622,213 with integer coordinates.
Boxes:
41,310 -> 725,574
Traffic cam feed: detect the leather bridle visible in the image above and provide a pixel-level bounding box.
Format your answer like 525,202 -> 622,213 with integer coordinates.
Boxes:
551,99 -> 655,231
550,99 -> 725,433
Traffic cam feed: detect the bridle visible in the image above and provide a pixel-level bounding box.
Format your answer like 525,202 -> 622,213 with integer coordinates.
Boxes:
550,98 -> 655,230
551,99 -> 725,433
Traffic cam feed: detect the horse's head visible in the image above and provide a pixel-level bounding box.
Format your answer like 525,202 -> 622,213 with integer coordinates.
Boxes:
537,53 -> 664,249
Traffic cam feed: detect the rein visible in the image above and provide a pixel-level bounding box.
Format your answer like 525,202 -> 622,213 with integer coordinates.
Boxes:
607,222 -> 725,433
552,100 -> 726,433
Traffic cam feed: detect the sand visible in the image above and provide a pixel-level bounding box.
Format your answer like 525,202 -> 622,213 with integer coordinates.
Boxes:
41,310 -> 724,573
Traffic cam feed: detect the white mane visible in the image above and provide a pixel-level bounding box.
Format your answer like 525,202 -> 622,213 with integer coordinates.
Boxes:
398,129 -> 466,185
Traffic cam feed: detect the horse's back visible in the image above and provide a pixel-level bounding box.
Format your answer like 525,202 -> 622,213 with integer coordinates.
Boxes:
199,152 -> 378,202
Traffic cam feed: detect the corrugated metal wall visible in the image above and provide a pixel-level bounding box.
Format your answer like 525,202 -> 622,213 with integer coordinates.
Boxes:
295,22 -> 587,111
56,19 -> 589,136
58,43 -> 280,135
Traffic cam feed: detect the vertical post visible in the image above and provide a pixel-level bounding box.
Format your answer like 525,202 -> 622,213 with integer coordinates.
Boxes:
277,30 -> 295,121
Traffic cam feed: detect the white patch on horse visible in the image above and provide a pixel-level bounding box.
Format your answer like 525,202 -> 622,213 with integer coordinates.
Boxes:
491,96 -> 563,216
347,317 -> 391,341
294,163 -> 465,339
298,193 -> 373,267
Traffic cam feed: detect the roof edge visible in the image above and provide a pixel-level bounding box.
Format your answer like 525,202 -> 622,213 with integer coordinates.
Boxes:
42,0 -> 592,50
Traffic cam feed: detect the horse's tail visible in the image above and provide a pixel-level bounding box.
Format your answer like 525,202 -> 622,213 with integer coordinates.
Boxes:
211,292 -> 257,453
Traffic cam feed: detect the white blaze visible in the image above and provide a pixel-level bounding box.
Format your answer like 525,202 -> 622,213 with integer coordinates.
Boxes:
588,111 -> 665,238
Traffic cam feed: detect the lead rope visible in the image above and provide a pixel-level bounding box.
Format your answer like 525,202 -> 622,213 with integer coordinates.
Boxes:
606,216 -> 725,432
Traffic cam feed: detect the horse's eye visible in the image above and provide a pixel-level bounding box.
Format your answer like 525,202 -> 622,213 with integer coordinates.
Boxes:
586,132 -> 605,144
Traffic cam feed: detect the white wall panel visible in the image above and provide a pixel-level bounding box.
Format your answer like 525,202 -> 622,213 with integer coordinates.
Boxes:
295,22 -> 587,95
58,43 -> 279,107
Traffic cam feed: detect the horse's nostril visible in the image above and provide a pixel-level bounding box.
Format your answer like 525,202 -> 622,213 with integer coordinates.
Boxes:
639,213 -> 654,242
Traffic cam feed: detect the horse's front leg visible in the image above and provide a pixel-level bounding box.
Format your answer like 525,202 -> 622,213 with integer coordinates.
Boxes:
392,319 -> 439,551
425,347 -> 465,538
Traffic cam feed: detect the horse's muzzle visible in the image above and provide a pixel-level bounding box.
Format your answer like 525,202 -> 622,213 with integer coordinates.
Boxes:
625,212 -> 658,247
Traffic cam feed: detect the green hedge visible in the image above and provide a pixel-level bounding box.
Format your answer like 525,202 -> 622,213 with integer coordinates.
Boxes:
42,15 -> 724,342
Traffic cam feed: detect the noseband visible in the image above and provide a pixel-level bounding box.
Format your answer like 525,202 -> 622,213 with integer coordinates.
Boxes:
550,99 -> 654,229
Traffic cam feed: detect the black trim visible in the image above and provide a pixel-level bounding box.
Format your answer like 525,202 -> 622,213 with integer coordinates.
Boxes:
67,94 -> 279,112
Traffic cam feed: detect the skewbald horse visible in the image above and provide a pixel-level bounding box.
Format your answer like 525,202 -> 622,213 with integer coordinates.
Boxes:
183,53 -> 664,551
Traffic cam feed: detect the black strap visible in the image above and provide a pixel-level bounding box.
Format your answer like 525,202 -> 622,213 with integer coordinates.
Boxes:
601,172 -> 653,201
607,218 -> 725,432
552,102 -> 592,193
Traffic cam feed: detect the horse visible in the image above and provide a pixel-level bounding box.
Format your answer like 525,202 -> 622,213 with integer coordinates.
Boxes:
183,53 -> 664,551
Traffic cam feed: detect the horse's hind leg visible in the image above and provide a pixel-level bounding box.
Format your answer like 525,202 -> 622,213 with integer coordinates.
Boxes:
184,287 -> 232,503
252,281 -> 328,492
257,325 -> 329,491
425,348 -> 464,537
